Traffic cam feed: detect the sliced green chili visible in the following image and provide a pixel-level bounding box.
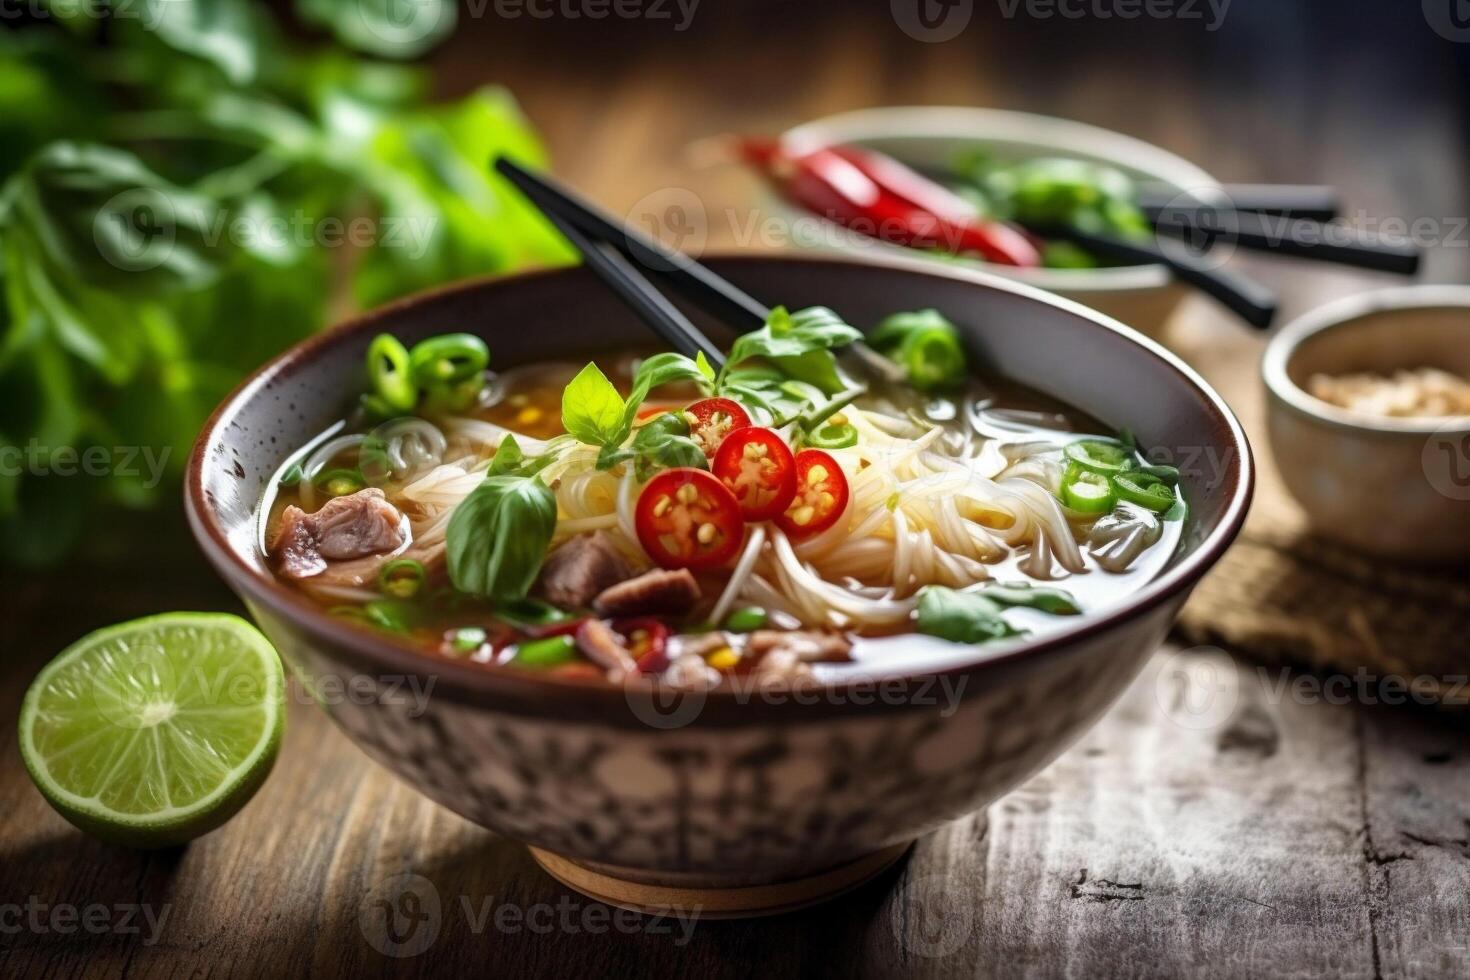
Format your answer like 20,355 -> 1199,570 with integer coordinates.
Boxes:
1064,438 -> 1133,475
1112,471 -> 1176,512
378,558 -> 427,599
315,468 -> 366,498
724,607 -> 769,633
367,334 -> 417,414
1137,463 -> 1181,485
510,634 -> 578,668
409,333 -> 490,386
278,463 -> 304,487
806,420 -> 859,450
1059,463 -> 1115,514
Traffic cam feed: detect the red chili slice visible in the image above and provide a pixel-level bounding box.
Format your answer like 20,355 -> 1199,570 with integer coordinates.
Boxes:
684,397 -> 751,456
711,426 -> 798,521
614,617 -> 672,674
774,449 -> 850,539
634,468 -> 744,570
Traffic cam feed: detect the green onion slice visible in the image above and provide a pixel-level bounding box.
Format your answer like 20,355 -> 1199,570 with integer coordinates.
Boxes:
1060,464 -> 1115,514
1064,438 -> 1134,475
409,334 -> 490,386
367,334 -> 417,414
377,559 -> 427,599
1112,471 -> 1177,512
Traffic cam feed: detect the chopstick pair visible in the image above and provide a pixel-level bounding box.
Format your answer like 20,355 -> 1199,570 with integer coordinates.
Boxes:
494,157 -> 761,369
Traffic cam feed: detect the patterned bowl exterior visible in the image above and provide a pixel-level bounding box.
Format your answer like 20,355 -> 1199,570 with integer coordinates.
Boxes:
188,255 -> 1250,879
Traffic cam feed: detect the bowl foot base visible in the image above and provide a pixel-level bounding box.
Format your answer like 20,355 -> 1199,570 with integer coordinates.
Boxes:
528,841 -> 914,919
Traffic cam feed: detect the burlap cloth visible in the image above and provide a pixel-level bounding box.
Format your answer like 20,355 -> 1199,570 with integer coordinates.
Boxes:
1156,296 -> 1470,709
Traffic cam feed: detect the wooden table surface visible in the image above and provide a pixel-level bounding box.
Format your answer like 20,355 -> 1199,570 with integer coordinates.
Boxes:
5,5 -> 1470,977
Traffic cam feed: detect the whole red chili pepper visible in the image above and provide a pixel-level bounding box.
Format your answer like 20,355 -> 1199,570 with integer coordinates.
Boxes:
738,138 -> 1040,268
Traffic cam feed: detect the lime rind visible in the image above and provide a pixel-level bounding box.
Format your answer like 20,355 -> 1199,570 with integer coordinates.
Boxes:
19,613 -> 285,848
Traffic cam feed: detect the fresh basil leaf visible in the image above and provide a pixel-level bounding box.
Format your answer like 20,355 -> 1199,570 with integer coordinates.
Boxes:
488,434 -> 525,475
596,411 -> 707,481
562,362 -> 626,446
980,582 -> 1081,616
446,474 -> 557,599
916,586 -> 1024,644
722,305 -> 862,382
695,350 -> 716,383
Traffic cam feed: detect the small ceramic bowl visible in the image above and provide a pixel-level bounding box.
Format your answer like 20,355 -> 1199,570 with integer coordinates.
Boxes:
1263,286 -> 1470,562
772,106 -> 1222,335
186,255 -> 1251,916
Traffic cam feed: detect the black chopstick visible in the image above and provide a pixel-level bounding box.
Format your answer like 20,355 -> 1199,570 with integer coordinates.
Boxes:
494,157 -> 769,330
1030,222 -> 1278,329
1137,183 -> 1340,221
1150,209 -> 1420,275
539,208 -> 727,368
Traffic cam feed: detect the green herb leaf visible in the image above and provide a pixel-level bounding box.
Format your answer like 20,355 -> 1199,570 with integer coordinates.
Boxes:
562,362 -> 627,447
721,306 -> 862,387
915,586 -> 1024,644
597,411 -> 707,481
980,582 -> 1081,616
446,475 -> 557,600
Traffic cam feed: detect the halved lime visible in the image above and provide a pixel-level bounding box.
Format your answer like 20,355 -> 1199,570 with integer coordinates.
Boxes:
19,613 -> 285,848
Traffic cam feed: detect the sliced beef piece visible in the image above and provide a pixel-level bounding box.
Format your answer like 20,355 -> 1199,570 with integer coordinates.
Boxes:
271,488 -> 408,579
744,630 -> 853,664
574,619 -> 636,675
593,568 -> 701,617
535,532 -> 634,609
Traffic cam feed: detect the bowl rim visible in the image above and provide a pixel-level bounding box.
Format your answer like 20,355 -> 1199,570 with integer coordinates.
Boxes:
777,104 -> 1222,294
1262,284 -> 1470,437
185,252 -> 1253,716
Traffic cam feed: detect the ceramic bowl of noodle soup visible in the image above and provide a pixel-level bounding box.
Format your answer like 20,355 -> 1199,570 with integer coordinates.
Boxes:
186,254 -> 1251,915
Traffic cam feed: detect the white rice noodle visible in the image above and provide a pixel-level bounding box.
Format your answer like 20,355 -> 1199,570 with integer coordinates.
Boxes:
709,525 -> 766,626
442,416 -> 550,456
770,529 -> 916,627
